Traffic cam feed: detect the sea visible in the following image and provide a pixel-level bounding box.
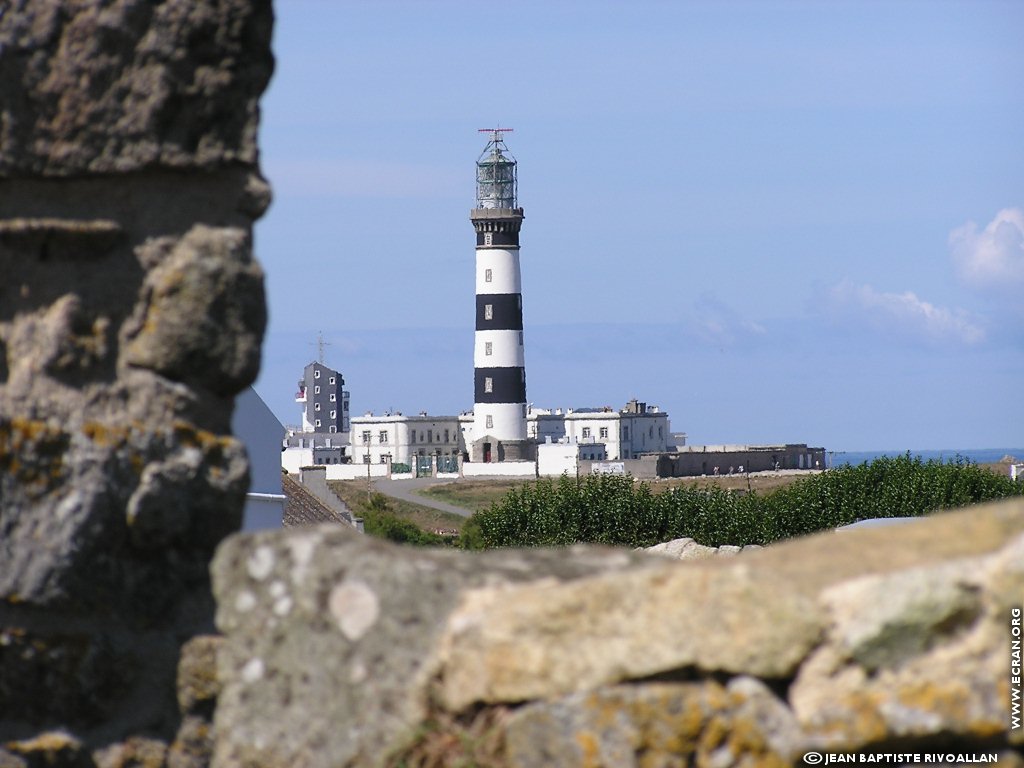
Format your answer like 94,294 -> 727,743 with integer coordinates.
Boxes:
829,448 -> 1024,468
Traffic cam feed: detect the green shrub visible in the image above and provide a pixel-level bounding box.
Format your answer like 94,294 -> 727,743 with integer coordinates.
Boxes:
467,455 -> 1023,549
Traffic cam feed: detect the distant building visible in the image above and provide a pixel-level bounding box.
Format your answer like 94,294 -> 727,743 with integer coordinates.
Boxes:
282,360 -> 351,471
350,412 -> 463,467
655,444 -> 827,477
296,361 -> 350,435
528,399 -> 678,461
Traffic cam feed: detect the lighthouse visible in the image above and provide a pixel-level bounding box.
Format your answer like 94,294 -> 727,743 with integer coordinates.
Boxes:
470,129 -> 530,462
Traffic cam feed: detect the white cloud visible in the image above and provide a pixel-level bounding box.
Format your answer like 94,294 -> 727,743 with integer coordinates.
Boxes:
688,294 -> 767,347
825,280 -> 985,346
949,208 -> 1024,295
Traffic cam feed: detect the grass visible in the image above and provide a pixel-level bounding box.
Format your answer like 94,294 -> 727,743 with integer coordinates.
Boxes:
415,479 -> 534,514
328,480 -> 466,536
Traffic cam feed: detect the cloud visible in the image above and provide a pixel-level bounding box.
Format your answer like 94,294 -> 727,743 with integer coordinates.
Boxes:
688,294 -> 767,347
824,280 -> 985,347
949,208 -> 1024,295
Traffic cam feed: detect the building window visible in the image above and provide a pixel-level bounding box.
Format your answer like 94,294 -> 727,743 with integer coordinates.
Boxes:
330,410 -> 336,419
379,430 -> 388,444
485,268 -> 493,282
444,429 -> 449,442
411,430 -> 416,444
329,426 -> 336,434
314,402 -> 321,411
582,427 -> 591,439
314,369 -> 320,379
343,401 -> 349,411
658,426 -> 663,438
485,415 -> 493,429
649,426 -> 654,438
600,427 -> 608,439
314,385 -> 320,394
427,429 -> 433,443
380,455 -> 388,464
485,341 -> 493,356
484,377 -> 493,393
330,393 -> 336,402
484,304 -> 493,320
329,376 -> 335,385
623,427 -> 629,440
315,419 -> 321,428
361,431 -> 371,444
363,454 -> 370,464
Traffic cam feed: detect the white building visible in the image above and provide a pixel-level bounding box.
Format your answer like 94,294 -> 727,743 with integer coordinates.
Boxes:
350,412 -> 463,468
528,399 -> 676,461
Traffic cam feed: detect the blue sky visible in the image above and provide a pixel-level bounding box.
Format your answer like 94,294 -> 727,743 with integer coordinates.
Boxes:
252,0 -> 1024,452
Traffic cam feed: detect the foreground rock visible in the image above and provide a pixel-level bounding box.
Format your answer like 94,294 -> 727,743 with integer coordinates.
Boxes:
212,497 -> 1024,766
0,0 -> 272,761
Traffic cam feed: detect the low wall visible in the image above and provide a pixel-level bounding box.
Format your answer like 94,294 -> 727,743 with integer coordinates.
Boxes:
324,463 -> 389,481
462,461 -> 538,478
211,498 -> 1024,766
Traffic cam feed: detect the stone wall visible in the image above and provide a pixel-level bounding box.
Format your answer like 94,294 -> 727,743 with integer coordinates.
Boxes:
0,0 -> 272,764
212,499 -> 1024,766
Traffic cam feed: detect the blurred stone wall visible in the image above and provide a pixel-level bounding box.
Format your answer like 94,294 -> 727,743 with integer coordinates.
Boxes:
212,500 -> 1024,766
0,0 -> 272,764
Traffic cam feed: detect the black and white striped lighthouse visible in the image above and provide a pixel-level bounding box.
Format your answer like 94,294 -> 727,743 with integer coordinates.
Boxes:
470,129 -> 530,462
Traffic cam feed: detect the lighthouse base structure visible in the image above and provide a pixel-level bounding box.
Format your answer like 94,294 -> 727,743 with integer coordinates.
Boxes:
469,435 -> 535,464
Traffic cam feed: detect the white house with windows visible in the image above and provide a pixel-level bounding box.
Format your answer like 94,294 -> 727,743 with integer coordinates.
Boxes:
350,412 -> 464,467
527,399 -> 676,461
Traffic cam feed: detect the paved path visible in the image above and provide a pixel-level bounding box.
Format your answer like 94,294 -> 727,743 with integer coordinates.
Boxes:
370,477 -> 471,518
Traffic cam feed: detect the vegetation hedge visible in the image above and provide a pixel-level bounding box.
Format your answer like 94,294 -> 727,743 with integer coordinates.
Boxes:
463,454 -> 1023,549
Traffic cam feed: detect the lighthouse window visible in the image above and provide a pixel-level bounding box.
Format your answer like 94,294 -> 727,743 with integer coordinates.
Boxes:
330,410 -> 336,418
314,402 -> 321,411
314,370 -> 320,379
485,342 -> 493,356
484,377 -> 493,393
519,332 -> 523,345
314,385 -> 320,394
484,304 -> 493,320
486,415 -> 494,429
485,268 -> 493,283
330,393 -> 336,402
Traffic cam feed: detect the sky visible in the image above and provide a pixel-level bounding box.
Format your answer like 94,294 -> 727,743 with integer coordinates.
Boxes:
251,0 -> 1024,452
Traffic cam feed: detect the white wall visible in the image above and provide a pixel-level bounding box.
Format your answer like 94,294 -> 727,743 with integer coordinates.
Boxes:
537,443 -> 578,477
325,463 -> 389,480
281,447 -> 314,474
